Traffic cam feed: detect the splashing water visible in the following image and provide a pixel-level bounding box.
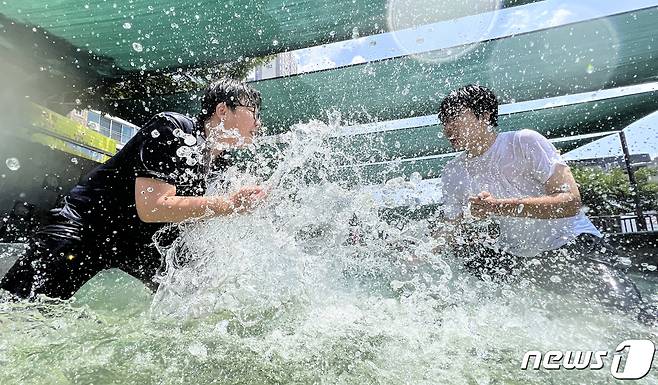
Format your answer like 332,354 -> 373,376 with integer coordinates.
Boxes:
1,121 -> 656,384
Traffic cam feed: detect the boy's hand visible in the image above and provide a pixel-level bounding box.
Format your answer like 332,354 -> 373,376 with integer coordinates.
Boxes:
469,191 -> 500,219
229,186 -> 267,213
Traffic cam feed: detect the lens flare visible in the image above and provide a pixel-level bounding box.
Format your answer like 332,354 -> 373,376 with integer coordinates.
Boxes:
387,0 -> 502,64
486,5 -> 621,99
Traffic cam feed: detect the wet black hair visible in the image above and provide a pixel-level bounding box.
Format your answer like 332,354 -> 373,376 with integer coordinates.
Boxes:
197,78 -> 262,127
438,84 -> 498,127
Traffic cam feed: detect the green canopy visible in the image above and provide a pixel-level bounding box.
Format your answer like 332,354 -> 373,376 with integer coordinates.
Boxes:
0,0 -> 535,78
99,6 -> 658,133
253,7 -> 658,133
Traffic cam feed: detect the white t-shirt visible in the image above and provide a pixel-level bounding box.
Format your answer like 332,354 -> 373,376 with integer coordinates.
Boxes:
441,129 -> 601,258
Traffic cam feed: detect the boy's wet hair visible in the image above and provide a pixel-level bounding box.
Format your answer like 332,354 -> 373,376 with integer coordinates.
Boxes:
438,84 -> 499,127
197,78 -> 262,126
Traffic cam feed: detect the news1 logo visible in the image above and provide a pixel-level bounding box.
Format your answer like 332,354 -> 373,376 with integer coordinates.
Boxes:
521,340 -> 656,380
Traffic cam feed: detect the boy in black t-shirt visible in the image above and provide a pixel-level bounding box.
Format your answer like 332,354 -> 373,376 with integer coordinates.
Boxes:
1,78 -> 266,299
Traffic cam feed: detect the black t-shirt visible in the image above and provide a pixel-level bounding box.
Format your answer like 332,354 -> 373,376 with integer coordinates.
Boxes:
62,112 -> 209,249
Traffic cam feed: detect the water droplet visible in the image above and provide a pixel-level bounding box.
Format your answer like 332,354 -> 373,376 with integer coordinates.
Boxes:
390,280 -> 404,291
123,22 -> 132,29
352,27 -> 360,39
176,146 -> 192,158
188,342 -> 208,360
151,129 -> 160,138
186,157 -> 198,166
272,39 -> 279,46
329,30 -> 336,38
132,42 -> 143,52
586,63 -> 595,74
516,203 -> 524,214
146,187 -> 154,192
184,135 -> 197,146
172,128 -> 184,137
71,157 -> 79,164
618,257 -> 632,266
5,157 -> 20,171
549,275 -> 562,283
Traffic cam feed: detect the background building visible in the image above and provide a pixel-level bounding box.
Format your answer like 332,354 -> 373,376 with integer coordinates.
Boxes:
68,109 -> 141,149
247,52 -> 298,81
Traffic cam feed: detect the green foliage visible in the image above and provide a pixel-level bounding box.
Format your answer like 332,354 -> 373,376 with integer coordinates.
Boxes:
571,165 -> 658,216
79,56 -> 274,110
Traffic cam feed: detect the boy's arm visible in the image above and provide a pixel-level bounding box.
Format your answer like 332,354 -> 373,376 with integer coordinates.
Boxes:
135,177 -> 266,223
469,164 -> 582,219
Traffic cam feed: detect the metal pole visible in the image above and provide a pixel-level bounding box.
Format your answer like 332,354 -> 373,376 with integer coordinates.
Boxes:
619,131 -> 646,231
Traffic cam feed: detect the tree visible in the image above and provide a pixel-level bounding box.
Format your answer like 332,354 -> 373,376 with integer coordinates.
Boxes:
571,165 -> 658,216
76,56 -> 274,125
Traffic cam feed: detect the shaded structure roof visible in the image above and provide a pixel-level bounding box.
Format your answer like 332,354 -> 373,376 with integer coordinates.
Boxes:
0,0 -> 536,79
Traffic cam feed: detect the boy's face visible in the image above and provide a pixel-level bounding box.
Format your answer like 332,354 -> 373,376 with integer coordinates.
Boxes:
442,109 -> 489,151
208,104 -> 261,149
223,105 -> 261,146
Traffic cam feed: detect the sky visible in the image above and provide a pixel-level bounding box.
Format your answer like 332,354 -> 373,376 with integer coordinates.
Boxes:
286,0 -> 658,160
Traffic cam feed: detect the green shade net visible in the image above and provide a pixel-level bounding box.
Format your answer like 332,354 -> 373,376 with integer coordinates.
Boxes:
0,0 -> 535,77
104,7 -> 658,132
252,7 -> 658,133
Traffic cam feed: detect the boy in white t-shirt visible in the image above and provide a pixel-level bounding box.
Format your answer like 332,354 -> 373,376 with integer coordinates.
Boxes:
436,84 -> 655,325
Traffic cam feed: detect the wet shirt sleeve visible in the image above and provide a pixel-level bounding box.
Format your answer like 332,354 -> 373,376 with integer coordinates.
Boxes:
515,129 -> 568,184
441,162 -> 468,220
135,114 -> 198,185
